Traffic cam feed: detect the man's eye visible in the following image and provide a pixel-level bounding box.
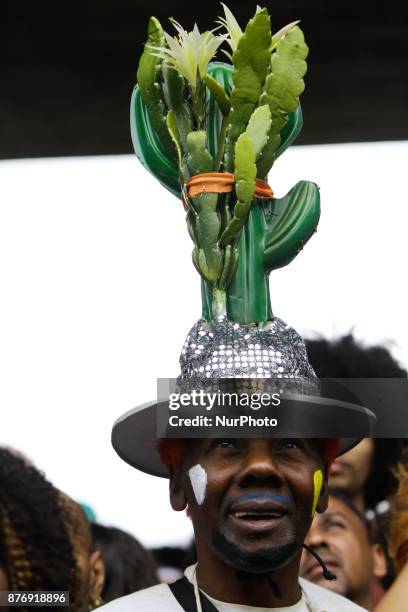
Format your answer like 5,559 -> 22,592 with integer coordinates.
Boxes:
327,521 -> 346,530
212,439 -> 238,450
281,439 -> 301,450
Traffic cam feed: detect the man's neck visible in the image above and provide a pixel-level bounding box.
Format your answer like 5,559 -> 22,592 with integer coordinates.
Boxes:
195,548 -> 303,608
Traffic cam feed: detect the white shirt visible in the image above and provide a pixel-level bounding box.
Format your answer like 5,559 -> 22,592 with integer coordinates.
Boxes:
99,564 -> 367,611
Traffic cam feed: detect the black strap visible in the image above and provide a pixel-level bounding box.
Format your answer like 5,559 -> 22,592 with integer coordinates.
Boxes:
169,576 -> 220,612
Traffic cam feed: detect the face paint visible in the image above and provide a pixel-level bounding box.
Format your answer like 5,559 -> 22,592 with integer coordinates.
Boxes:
311,469 -> 323,517
227,492 -> 292,507
188,464 -> 208,505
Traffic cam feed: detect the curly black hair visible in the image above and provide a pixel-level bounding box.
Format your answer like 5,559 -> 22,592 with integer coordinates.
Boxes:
0,448 -> 81,611
306,334 -> 406,508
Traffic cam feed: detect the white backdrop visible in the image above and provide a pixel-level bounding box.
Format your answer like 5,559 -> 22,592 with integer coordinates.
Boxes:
0,141 -> 407,547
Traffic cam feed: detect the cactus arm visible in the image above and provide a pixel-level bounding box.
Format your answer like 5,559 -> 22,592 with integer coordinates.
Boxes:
201,181 -> 320,324
186,131 -> 214,176
257,26 -> 308,178
192,193 -> 223,283
219,133 -> 256,247
130,87 -> 180,198
263,180 -> 320,271
136,17 -> 176,158
162,63 -> 194,153
224,9 -> 272,172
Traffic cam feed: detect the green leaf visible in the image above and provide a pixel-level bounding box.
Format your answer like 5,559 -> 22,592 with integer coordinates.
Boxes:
137,17 -> 175,157
257,25 -> 308,178
271,20 -> 300,50
166,111 -> 182,166
162,62 -> 185,110
195,194 -> 221,247
203,72 -> 231,116
219,244 -> 238,289
224,8 -> 272,171
235,133 -> 256,203
220,133 -> 256,246
186,131 -> 214,176
186,209 -> 198,244
162,63 -> 193,151
193,192 -> 223,283
245,105 -> 271,158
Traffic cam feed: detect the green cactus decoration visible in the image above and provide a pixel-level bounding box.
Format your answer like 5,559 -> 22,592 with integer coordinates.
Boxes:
131,6 -> 320,324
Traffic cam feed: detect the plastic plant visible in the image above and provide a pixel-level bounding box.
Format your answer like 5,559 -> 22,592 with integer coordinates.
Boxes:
131,4 -> 320,324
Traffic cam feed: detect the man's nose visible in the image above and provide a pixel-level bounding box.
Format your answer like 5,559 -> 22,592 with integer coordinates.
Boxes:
236,440 -> 285,487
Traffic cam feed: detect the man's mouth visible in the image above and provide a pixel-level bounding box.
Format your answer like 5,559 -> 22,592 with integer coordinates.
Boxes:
227,496 -> 290,531
231,511 -> 285,519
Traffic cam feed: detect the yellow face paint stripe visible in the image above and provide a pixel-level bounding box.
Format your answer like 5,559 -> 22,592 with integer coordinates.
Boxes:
311,469 -> 323,517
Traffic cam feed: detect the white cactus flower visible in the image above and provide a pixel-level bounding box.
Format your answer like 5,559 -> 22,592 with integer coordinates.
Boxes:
217,3 -> 243,59
149,19 -> 225,91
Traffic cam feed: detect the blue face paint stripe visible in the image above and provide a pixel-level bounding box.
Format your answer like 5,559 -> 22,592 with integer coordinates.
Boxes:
227,493 -> 292,506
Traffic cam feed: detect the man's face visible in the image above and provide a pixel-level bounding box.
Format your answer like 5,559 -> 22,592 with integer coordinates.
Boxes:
300,496 -> 385,603
329,438 -> 374,497
170,438 -> 327,574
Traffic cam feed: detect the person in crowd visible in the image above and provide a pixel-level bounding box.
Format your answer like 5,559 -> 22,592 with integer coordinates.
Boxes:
375,452 -> 408,611
0,447 -> 104,611
306,334 -> 407,605
300,489 -> 387,609
91,523 -> 158,602
306,334 -> 406,513
62,495 -> 106,610
100,437 -> 366,611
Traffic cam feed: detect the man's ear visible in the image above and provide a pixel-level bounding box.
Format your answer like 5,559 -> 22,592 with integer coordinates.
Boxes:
372,543 -> 387,579
316,463 -> 329,514
89,550 -> 105,601
169,467 -> 188,512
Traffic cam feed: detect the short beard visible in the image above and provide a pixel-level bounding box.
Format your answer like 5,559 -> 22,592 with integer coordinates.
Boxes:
212,531 -> 298,574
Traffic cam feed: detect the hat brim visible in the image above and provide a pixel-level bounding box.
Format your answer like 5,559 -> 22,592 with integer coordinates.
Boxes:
111,396 -> 376,478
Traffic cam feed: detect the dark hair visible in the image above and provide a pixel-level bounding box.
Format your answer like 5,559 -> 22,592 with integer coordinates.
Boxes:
0,448 -> 80,610
91,524 -> 158,602
306,334 -> 407,379
306,334 -> 406,508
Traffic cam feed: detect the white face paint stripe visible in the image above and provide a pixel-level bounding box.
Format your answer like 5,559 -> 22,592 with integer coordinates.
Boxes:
188,464 -> 208,506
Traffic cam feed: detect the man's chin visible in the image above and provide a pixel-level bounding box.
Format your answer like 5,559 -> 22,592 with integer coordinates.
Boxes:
212,531 -> 299,574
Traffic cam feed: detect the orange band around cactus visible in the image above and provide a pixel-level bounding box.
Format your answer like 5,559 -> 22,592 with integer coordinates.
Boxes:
185,172 -> 274,199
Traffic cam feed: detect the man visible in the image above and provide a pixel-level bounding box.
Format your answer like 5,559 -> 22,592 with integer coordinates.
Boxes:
300,489 -> 387,610
100,437 -> 366,610
306,334 -> 406,512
